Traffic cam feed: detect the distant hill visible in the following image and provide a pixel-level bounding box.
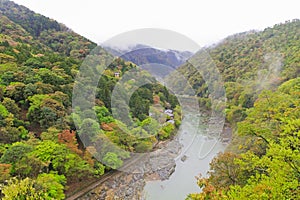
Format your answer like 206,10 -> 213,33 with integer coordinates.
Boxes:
104,43 -> 193,69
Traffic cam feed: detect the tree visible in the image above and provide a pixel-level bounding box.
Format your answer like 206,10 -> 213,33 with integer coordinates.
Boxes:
129,93 -> 150,121
0,85 -> 5,101
32,141 -> 93,179
78,118 -> 100,146
0,142 -> 33,164
207,152 -> 246,190
37,68 -> 65,86
2,97 -> 20,117
102,152 -> 123,169
0,116 -> 23,144
0,103 -> 9,125
0,142 -> 45,178
36,173 -> 66,200
0,163 -> 11,183
158,123 -> 175,140
1,178 -> 44,200
27,95 -> 66,128
134,140 -> 153,153
94,106 -> 114,123
5,82 -> 25,102
140,117 -> 159,136
13,154 -> 46,178
1,174 -> 66,200
58,130 -> 82,155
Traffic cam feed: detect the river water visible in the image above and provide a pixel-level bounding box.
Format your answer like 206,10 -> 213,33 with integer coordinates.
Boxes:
143,113 -> 227,200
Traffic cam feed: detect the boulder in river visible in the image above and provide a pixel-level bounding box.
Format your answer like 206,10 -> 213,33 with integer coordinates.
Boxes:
181,155 -> 188,162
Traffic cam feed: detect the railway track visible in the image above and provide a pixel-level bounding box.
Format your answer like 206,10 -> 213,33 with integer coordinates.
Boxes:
66,154 -> 145,200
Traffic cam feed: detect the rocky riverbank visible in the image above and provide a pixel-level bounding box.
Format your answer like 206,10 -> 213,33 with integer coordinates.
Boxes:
77,136 -> 182,200
77,172 -> 145,200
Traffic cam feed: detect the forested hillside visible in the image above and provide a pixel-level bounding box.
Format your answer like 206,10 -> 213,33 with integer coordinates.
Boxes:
0,1 -> 180,199
185,20 -> 300,199
0,0 -> 96,58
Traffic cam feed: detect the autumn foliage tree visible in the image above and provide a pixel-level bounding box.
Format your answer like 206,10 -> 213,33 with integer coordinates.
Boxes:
58,130 -> 82,155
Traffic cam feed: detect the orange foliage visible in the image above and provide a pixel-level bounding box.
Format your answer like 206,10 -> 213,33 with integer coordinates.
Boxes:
101,122 -> 114,131
58,130 -> 94,166
58,130 -> 82,156
0,163 -> 11,182
82,151 -> 94,166
153,95 -> 160,104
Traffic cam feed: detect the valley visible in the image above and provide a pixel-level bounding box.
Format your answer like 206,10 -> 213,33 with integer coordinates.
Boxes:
0,0 -> 299,199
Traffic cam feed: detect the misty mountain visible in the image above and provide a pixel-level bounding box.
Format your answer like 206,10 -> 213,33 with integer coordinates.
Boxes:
104,43 -> 193,69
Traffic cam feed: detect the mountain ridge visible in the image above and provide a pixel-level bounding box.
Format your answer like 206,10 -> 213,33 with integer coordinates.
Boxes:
0,0 -> 97,59
104,43 -> 193,69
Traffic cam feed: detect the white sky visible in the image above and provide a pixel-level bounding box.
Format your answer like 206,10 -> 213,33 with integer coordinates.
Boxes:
11,0 -> 300,52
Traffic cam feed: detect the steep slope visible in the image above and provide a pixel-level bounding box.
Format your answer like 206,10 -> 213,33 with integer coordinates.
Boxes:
0,1 -> 181,199
185,20 -> 300,200
0,0 -> 97,59
176,19 -> 299,119
0,0 -> 180,199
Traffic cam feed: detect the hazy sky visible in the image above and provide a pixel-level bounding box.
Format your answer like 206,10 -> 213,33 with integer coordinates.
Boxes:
12,0 -> 300,51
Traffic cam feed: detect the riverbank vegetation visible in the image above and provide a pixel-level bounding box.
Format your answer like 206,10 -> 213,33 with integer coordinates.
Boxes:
186,19 -> 300,199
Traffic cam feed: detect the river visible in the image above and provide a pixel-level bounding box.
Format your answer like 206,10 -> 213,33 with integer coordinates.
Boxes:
143,113 -> 228,200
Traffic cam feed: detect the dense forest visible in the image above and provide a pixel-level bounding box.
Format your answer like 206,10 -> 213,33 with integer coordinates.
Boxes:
185,19 -> 300,199
0,1 -> 180,199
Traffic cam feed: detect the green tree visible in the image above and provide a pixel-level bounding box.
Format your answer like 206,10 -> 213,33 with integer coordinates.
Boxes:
140,117 -> 159,136
5,82 -> 25,102
78,118 -> 100,145
32,141 -> 93,179
0,142 -> 33,164
94,105 -> 115,123
1,178 -> 44,200
2,97 -> 20,117
130,93 -> 150,121
0,103 -> 9,125
27,95 -> 66,128
36,173 -> 66,200
134,140 -> 153,153
103,152 -> 123,169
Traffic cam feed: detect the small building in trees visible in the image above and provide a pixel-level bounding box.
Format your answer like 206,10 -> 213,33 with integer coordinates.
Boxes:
114,72 -> 120,78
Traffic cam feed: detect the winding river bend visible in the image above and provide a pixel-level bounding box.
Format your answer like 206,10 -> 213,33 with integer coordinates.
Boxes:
143,113 -> 228,200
